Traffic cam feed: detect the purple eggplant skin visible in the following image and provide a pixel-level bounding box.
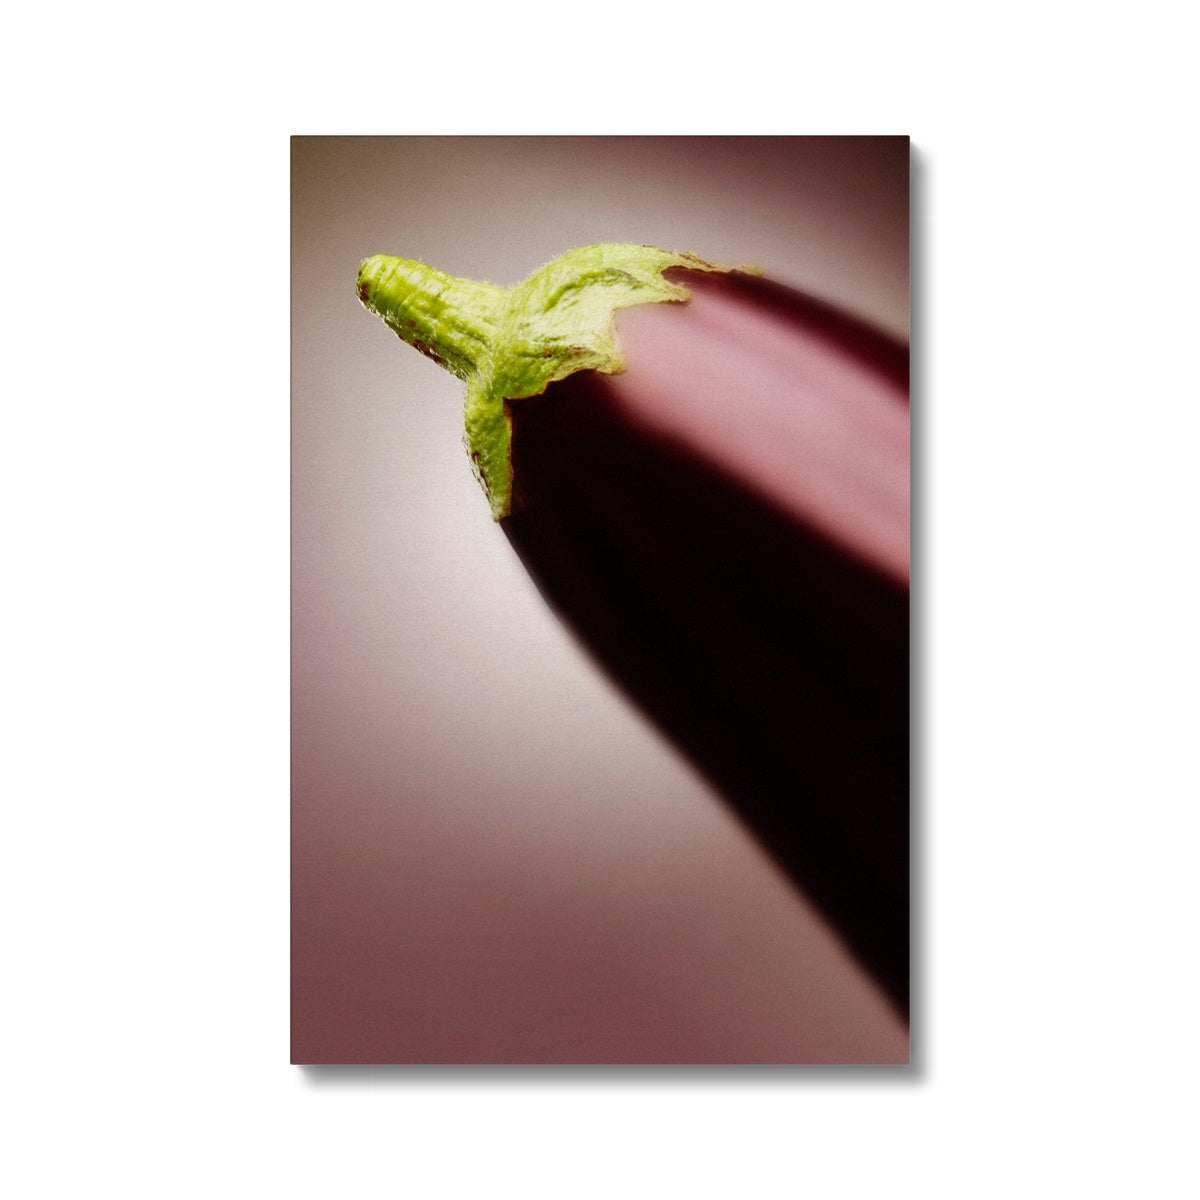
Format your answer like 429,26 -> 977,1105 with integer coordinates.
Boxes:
500,269 -> 910,1018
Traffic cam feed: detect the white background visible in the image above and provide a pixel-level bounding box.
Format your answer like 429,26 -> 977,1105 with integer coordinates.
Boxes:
4,3 -> 1197,1196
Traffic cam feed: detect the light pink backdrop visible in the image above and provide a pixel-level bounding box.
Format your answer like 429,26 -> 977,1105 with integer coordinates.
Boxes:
292,136 -> 910,1062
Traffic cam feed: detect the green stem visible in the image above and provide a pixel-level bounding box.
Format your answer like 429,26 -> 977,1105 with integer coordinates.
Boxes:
357,244 -> 752,519
357,255 -> 505,381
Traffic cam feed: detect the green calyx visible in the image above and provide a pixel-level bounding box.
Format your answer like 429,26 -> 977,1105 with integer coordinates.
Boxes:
356,243 -> 749,519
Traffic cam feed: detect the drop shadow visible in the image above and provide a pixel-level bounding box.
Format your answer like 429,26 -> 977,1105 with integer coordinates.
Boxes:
908,139 -> 929,1077
297,1063 -> 914,1087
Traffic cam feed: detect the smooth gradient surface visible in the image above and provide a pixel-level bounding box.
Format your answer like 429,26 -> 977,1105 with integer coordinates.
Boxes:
292,136 -> 910,1062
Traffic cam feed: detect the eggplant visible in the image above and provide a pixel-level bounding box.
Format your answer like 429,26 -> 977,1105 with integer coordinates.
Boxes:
357,245 -> 910,1018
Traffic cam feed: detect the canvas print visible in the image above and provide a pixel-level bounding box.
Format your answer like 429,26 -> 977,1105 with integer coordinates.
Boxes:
292,136 -> 910,1063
